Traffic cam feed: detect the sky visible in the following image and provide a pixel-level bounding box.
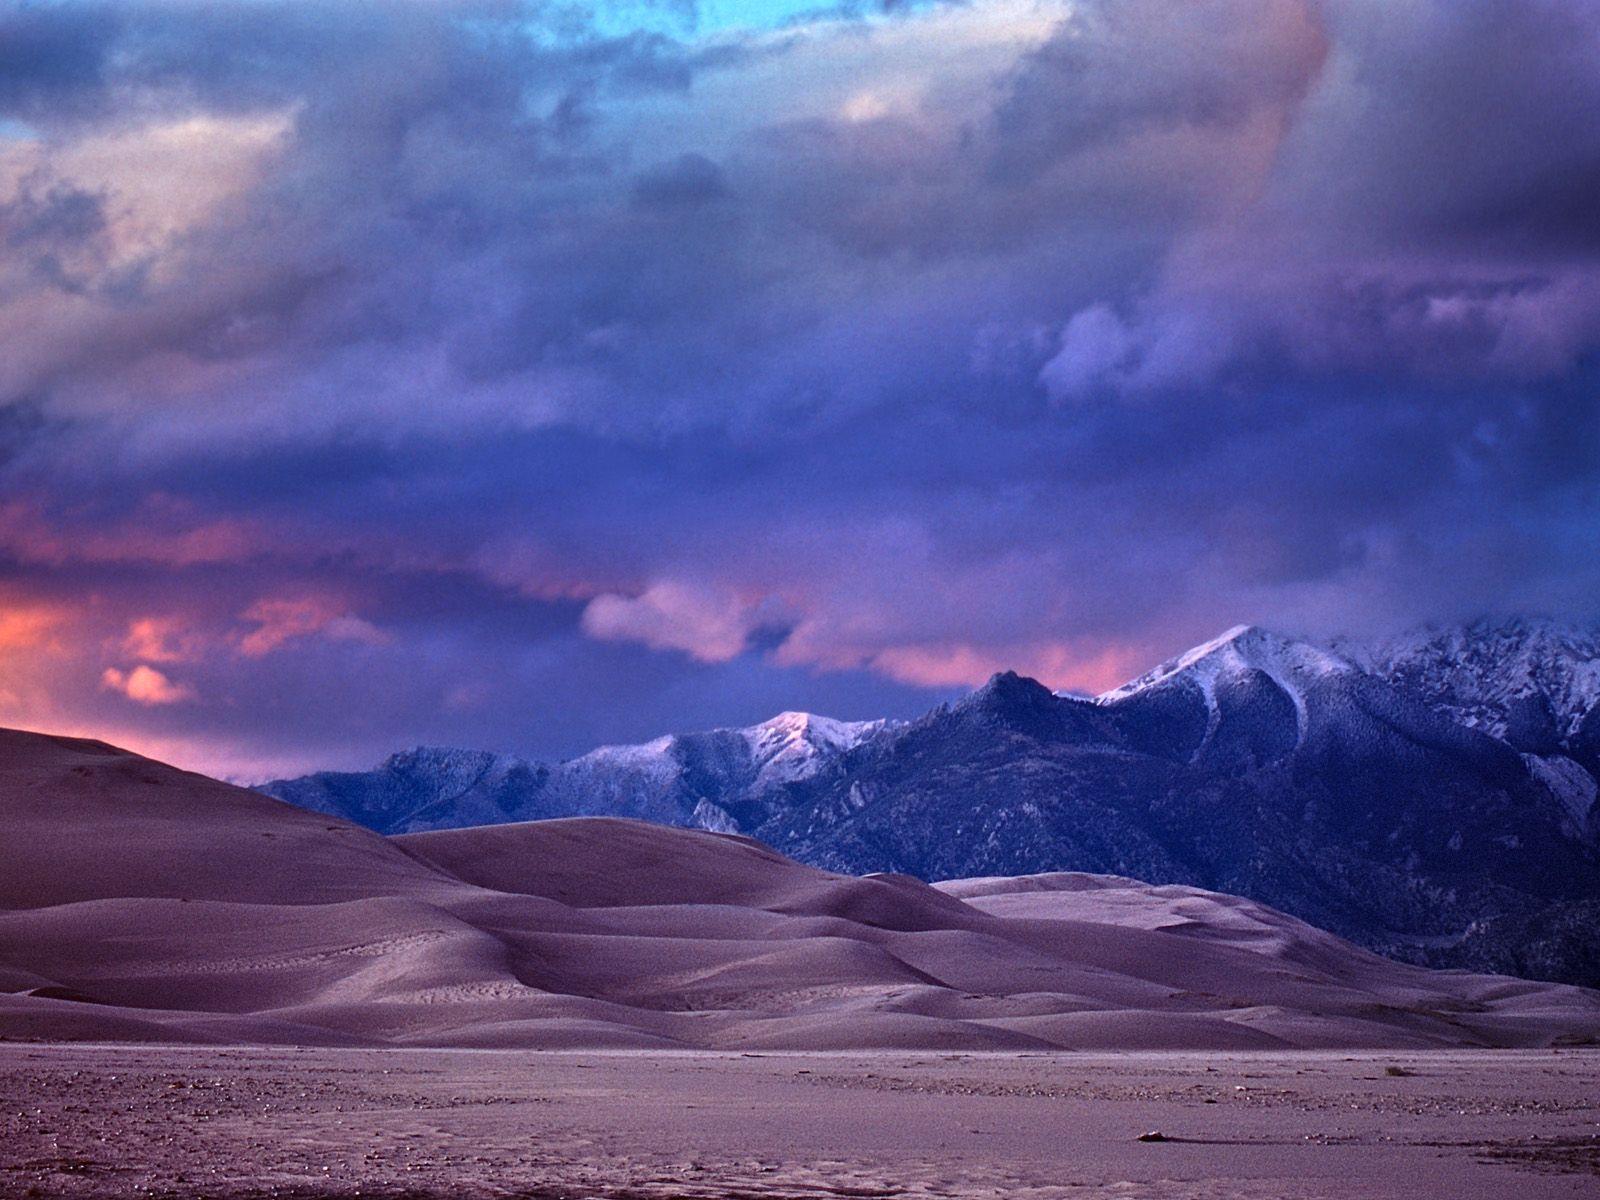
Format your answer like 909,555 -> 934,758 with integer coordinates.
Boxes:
1,0 -> 1598,778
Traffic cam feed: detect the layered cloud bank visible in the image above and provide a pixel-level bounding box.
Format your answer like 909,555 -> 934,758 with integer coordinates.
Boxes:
1,0 -> 1598,774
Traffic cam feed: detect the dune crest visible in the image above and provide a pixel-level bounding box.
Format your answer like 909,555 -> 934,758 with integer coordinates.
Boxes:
2,727 -> 1597,1050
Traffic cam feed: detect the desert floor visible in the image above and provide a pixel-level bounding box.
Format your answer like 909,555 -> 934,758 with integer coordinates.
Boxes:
2,1045 -> 1598,1199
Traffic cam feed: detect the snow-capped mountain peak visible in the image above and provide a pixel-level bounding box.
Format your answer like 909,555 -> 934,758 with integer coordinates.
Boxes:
748,710 -> 876,751
743,711 -> 888,787
569,733 -> 678,775
1097,624 -> 1354,705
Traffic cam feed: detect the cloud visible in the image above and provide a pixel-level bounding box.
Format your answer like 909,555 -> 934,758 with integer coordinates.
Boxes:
581,580 -> 766,663
990,0 -> 1326,183
120,616 -> 204,663
101,664 -> 193,705
869,640 -> 1147,693
631,152 -> 729,209
1,0 -> 1599,774
0,601 -> 63,650
1038,302 -> 1237,402
237,596 -> 386,658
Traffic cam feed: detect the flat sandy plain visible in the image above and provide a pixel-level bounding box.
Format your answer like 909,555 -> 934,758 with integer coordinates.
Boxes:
3,1044 -> 1598,1199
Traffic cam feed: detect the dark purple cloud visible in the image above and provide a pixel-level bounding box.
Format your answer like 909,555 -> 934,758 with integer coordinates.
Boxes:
0,0 -> 1598,775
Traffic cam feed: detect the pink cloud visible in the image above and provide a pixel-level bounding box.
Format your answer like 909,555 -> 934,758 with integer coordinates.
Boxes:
101,664 -> 194,706
0,498 -> 259,569
581,580 -> 764,663
237,596 -> 386,658
120,617 -> 208,664
0,602 -> 65,652
868,640 -> 1149,693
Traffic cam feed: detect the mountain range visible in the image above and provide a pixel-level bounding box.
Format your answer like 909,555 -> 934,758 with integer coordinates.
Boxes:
261,617 -> 1600,986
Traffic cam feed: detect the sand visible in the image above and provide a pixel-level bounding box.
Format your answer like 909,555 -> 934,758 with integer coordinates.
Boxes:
2,1044 -> 1598,1198
3,726 -> 1600,1052
5,726 -> 1600,1198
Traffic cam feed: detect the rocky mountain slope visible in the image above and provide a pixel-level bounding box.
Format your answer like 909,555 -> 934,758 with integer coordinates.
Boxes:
1354,617 -> 1600,744
262,620 -> 1600,985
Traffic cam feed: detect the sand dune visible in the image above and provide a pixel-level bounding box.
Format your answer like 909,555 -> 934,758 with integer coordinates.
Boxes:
0,729 -> 450,909
1,726 -> 1598,1050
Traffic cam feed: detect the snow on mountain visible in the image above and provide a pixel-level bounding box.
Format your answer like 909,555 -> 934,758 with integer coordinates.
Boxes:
1102,624 -> 1352,699
1353,616 -> 1600,744
559,735 -> 683,794
742,711 -> 889,788
540,712 -> 892,822
262,710 -> 895,838
1523,752 -> 1599,832
1098,624 -> 1357,744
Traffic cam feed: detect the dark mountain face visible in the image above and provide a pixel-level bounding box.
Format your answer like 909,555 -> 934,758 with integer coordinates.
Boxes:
261,621 -> 1600,986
